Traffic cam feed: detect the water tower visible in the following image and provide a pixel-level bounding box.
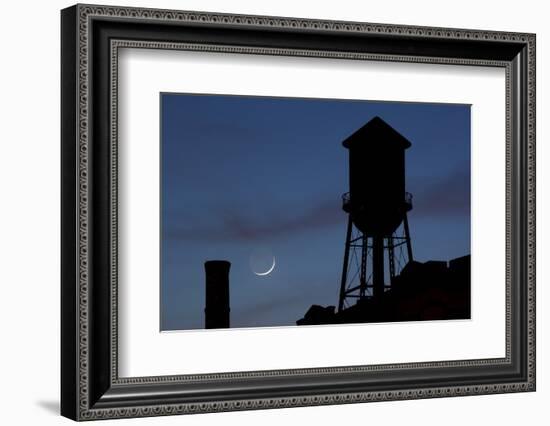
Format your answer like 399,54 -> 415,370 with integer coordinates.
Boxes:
338,116 -> 413,312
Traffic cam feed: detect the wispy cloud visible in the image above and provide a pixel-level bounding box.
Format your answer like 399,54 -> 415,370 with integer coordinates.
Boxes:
409,167 -> 470,218
165,166 -> 470,244
165,199 -> 343,243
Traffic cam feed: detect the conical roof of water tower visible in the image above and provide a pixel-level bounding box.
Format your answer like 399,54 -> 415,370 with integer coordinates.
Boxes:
342,116 -> 412,150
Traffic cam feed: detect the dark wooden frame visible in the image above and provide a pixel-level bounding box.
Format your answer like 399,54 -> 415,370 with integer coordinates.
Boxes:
61,4 -> 536,421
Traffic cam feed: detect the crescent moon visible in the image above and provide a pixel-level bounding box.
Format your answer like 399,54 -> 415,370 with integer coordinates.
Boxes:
254,257 -> 276,276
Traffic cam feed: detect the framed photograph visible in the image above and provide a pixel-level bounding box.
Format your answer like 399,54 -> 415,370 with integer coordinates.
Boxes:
61,4 -> 536,421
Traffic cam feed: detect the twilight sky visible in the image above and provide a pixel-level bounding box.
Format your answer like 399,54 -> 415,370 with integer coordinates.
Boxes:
160,94 -> 471,331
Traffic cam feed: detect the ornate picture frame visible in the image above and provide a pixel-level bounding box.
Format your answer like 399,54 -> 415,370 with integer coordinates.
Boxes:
61,4 -> 535,421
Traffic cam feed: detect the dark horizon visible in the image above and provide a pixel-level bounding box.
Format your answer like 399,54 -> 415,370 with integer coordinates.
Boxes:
160,93 -> 471,331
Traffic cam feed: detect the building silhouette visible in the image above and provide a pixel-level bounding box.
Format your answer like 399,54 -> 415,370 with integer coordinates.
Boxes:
297,254 -> 470,325
204,260 -> 231,329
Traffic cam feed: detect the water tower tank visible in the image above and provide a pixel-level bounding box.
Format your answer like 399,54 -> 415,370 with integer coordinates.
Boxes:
342,116 -> 412,236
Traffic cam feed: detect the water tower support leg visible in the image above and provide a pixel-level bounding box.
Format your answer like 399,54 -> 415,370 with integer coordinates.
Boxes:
337,216 -> 353,312
388,236 -> 396,284
372,235 -> 385,298
359,235 -> 368,298
403,213 -> 413,262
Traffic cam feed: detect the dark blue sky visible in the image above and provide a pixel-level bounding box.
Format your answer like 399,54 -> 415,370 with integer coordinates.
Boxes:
160,94 -> 471,330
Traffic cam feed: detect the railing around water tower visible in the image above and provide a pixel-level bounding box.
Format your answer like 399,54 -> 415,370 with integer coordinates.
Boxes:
404,191 -> 413,211
342,191 -> 413,213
